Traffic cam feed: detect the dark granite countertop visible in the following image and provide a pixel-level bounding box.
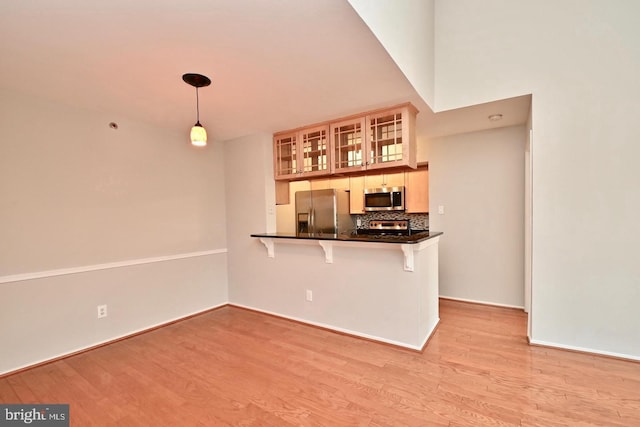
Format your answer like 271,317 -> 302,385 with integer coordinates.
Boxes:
250,230 -> 443,244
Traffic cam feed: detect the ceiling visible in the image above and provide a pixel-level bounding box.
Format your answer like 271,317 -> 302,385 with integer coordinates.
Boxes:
0,0 -> 529,143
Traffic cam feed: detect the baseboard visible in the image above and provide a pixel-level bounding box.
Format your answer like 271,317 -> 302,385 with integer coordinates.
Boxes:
419,318 -> 440,352
0,303 -> 229,378
529,339 -> 640,363
229,303 -> 427,351
439,295 -> 525,310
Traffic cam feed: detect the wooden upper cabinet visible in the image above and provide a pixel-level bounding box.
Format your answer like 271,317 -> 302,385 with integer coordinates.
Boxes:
311,177 -> 350,191
299,125 -> 330,178
331,116 -> 368,174
331,104 -> 417,174
274,125 -> 331,180
405,168 -> 429,213
365,172 -> 405,189
365,105 -> 417,171
273,132 -> 298,179
329,177 -> 350,190
275,181 -> 290,205
275,102 -> 418,180
310,178 -> 332,191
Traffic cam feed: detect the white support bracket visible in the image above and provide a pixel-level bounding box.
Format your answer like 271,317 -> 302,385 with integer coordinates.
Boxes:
318,241 -> 334,264
401,244 -> 415,272
259,238 -> 275,258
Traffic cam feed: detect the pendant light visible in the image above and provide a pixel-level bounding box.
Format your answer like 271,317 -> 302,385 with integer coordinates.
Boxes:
182,73 -> 211,147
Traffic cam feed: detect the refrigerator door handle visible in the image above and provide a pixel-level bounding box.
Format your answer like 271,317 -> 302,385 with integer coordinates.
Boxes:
309,208 -> 314,234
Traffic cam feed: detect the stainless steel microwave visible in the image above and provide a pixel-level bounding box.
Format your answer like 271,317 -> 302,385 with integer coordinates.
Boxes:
364,186 -> 405,211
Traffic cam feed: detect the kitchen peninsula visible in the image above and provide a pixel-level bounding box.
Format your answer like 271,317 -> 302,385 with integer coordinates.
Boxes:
251,101 -> 441,350
249,230 -> 442,350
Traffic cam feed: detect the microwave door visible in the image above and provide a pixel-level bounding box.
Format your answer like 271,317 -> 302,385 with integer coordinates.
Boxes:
365,193 -> 390,211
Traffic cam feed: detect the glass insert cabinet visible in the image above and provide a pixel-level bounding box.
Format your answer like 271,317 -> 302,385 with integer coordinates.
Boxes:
331,117 -> 366,173
273,103 -> 417,180
274,125 -> 330,179
273,133 -> 297,177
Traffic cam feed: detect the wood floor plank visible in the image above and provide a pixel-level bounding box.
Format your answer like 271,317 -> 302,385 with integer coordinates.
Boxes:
0,379 -> 20,402
2,299 -> 639,426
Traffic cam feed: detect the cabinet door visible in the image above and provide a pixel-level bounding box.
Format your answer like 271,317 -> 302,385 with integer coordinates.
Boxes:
364,174 -> 383,189
383,172 -> 405,187
300,125 -> 330,177
275,181 -> 290,205
405,168 -> 429,213
349,176 -> 365,214
331,117 -> 367,173
310,178 -> 332,190
330,177 -> 350,190
310,177 -> 349,191
365,105 -> 417,171
364,172 -> 405,189
273,132 -> 298,179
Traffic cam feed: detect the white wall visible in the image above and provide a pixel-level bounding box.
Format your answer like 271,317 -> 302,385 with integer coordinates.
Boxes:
429,126 -> 525,308
348,0 -> 435,106
223,133 -> 276,304
435,1 -> 640,358
0,88 -> 229,374
0,89 -> 227,274
1,253 -> 227,374
230,239 -> 440,349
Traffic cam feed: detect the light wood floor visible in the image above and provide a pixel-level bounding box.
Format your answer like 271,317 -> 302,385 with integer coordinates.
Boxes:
1,300 -> 639,426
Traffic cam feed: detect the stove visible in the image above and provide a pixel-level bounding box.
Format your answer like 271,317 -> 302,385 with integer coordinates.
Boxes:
351,220 -> 428,240
366,220 -> 412,235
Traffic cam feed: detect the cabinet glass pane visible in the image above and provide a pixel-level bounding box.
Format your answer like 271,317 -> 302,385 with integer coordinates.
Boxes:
301,129 -> 328,173
369,113 -> 402,165
275,135 -> 296,175
334,123 -> 363,169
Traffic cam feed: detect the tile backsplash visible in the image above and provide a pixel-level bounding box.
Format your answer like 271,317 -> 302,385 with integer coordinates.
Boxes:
355,212 -> 429,230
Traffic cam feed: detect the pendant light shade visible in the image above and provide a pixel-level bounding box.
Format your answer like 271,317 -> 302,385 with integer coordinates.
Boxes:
182,73 -> 211,147
190,123 -> 207,147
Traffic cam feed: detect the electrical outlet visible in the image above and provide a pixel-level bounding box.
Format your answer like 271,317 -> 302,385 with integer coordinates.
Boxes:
438,205 -> 445,215
97,304 -> 108,319
306,290 -> 313,302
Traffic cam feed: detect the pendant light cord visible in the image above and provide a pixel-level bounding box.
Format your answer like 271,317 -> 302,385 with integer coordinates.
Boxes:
195,87 -> 200,124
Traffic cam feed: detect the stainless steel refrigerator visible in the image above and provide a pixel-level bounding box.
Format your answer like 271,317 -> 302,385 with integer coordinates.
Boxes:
295,189 -> 353,237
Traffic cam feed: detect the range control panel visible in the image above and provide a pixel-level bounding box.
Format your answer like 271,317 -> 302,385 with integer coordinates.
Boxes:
368,220 -> 409,231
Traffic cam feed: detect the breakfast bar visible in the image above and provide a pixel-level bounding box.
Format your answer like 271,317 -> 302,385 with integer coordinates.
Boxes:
248,231 -> 442,350
251,230 -> 442,271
